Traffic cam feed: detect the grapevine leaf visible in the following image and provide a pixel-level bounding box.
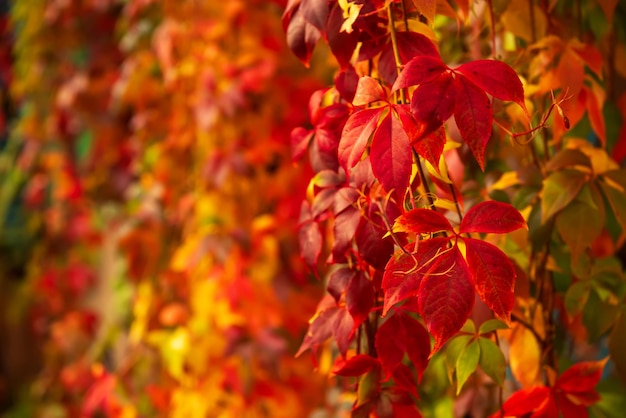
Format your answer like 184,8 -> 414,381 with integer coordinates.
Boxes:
412,0 -> 436,23
496,386 -> 552,418
557,358 -> 608,394
445,335 -> 472,381
453,74 -> 493,171
299,201 -> 322,268
346,272 -> 375,328
334,354 -> 380,377
376,313 -> 431,384
382,238 -> 452,315
599,177 -> 626,228
297,303 -> 354,358
299,0 -> 329,33
556,201 -> 604,262
339,108 -> 384,169
541,169 -> 588,222
334,65 -> 359,103
459,200 -> 527,234
455,339 -> 480,394
456,60 -> 528,116
379,31 -> 439,85
326,3 -> 359,68
478,319 -> 509,335
463,237 -> 515,322
370,111 -> 412,199
414,127 -> 446,170
410,71 -> 456,138
478,337 -> 506,386
355,204 -> 395,270
394,208 -> 454,234
284,4 -> 321,66
392,56 -> 448,91
353,76 -> 387,106
331,206 -> 360,260
327,267 -> 355,302
418,244 -> 474,352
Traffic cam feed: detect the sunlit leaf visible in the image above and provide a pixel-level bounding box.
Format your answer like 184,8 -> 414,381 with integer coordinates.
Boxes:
463,237 -> 516,322
455,339 -> 480,394
459,200 -> 527,234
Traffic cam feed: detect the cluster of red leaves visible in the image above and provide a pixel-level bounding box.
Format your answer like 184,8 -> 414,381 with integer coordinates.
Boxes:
285,0 -> 621,416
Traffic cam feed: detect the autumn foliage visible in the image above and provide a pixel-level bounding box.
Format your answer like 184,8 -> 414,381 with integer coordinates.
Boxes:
1,0 -> 626,417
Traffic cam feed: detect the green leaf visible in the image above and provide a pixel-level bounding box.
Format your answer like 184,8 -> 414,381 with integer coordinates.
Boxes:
478,319 -> 509,335
564,280 -> 591,317
583,291 -> 620,341
455,339 -> 480,394
478,337 -> 506,386
445,334 -> 472,381
599,179 -> 626,228
541,169 -> 588,222
555,201 -> 604,261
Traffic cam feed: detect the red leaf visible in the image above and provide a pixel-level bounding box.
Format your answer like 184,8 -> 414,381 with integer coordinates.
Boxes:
334,65 -> 359,103
414,127 -> 446,170
410,72 -> 456,138
291,126 -> 314,162
463,237 -> 515,322
456,60 -> 528,116
346,272 -> 375,327
379,32 -> 439,85
375,312 -> 430,381
299,201 -> 322,268
392,56 -> 448,91
299,0 -> 329,33
339,108 -> 384,169
353,76 -> 387,106
495,386 -> 552,418
394,208 -> 453,234
334,354 -> 380,377
297,303 -> 355,357
370,111 -> 412,199
355,204 -> 396,270
418,244 -> 474,352
327,267 -> 355,302
556,393 -> 589,418
382,238 -> 451,315
326,3 -> 359,68
397,313 -> 431,380
453,75 -> 493,171
331,206 -> 360,260
459,200 -> 527,234
556,359 -> 607,394
284,5 -> 321,66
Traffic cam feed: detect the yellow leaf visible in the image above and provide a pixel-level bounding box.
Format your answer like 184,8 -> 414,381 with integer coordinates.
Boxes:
507,322 -> 542,387
502,2 -> 547,43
